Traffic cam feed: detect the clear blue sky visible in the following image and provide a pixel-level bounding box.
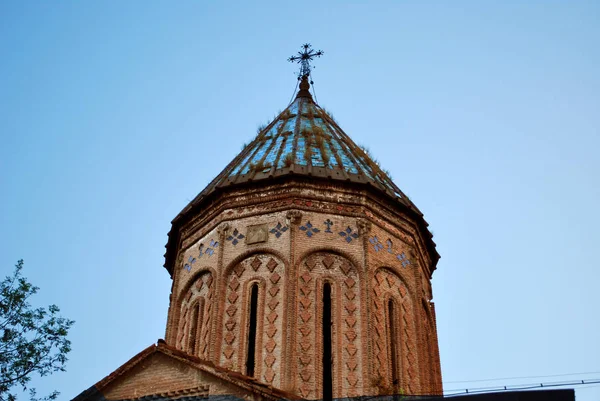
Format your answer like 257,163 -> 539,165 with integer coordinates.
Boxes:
1,1 -> 599,400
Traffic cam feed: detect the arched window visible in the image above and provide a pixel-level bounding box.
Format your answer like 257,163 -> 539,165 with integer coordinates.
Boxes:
246,283 -> 259,377
188,298 -> 204,356
388,298 -> 400,388
322,282 -> 333,401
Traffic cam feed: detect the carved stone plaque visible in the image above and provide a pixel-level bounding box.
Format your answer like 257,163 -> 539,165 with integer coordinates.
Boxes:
246,224 -> 268,244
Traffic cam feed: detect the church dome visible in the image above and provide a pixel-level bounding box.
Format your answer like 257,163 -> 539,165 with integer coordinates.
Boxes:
161,70 -> 442,399
74,48 -> 444,401
166,75 -> 438,275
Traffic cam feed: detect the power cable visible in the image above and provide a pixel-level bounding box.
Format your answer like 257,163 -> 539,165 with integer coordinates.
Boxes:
444,378 -> 600,397
446,370 -> 600,384
576,383 -> 600,391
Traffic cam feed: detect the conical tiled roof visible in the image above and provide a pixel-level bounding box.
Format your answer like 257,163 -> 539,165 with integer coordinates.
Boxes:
164,76 -> 438,274
180,76 -> 421,215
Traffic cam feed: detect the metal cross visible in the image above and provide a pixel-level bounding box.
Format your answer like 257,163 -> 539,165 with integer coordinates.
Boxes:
288,43 -> 324,78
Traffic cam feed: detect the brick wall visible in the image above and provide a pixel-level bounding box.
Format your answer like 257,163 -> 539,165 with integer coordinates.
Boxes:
163,182 -> 443,398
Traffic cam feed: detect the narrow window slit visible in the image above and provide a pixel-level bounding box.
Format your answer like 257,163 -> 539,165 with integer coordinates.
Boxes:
189,300 -> 203,356
246,284 -> 259,377
323,283 -> 333,401
388,299 -> 400,389
195,299 -> 204,355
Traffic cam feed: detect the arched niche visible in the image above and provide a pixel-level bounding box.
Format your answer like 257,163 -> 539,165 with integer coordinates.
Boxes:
294,250 -> 363,400
218,252 -> 286,389
371,267 -> 419,395
176,269 -> 215,360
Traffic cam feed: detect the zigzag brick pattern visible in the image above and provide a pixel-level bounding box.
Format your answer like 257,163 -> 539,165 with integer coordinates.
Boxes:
372,268 -> 419,395
296,252 -> 362,399
220,254 -> 285,388
177,271 -> 214,359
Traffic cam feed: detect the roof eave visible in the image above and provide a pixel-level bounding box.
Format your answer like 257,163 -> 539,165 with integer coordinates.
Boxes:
164,176 -> 439,277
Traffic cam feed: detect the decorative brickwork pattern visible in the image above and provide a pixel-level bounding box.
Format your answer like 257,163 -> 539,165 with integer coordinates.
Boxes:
220,254 -> 285,389
177,271 -> 214,360
166,196 -> 442,398
372,267 -> 419,395
295,252 -> 362,399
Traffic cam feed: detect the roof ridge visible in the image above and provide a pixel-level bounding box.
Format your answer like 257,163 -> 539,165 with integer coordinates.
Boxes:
88,340 -> 301,401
